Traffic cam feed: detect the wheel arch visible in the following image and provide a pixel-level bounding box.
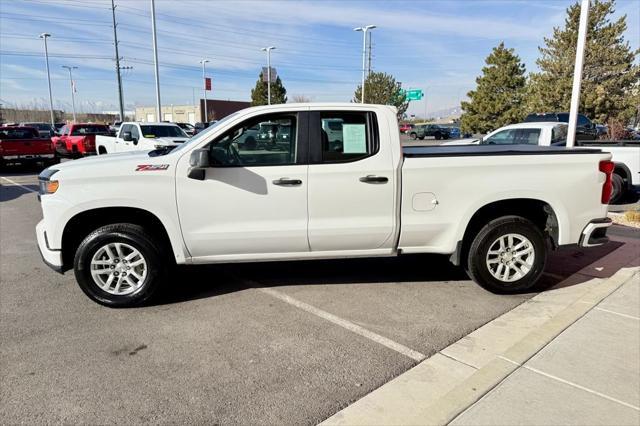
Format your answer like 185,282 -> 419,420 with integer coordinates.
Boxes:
451,198 -> 559,267
60,207 -> 177,272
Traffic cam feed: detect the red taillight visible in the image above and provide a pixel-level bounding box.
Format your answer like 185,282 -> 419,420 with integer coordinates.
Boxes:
599,160 -> 614,204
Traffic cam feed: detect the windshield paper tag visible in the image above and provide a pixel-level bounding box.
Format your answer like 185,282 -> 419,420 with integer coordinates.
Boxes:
136,164 -> 170,171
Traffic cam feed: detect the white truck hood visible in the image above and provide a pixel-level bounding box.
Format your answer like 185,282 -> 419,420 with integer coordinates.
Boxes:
47,150 -> 178,179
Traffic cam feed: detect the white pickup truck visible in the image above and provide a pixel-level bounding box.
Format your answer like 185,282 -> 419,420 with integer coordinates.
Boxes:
444,122 -> 639,203
96,122 -> 189,155
36,103 -> 615,307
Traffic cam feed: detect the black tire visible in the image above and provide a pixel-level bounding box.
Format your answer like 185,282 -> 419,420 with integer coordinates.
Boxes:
435,133 -> 441,140
418,136 -> 425,140
73,223 -> 168,307
466,216 -> 547,293
610,173 -> 625,204
410,132 -> 417,140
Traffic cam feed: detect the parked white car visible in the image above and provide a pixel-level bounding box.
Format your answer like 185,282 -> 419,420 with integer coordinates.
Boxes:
96,122 -> 189,154
37,103 -> 614,307
442,122 -> 639,203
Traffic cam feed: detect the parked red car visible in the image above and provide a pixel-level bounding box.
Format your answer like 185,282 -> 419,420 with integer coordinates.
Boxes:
0,126 -> 58,168
52,123 -> 111,157
399,123 -> 414,133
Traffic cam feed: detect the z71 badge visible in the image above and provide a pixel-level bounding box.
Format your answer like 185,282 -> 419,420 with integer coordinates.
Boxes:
135,164 -> 170,171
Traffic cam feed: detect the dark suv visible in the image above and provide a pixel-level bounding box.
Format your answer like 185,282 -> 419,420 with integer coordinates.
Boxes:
409,124 -> 450,140
524,112 -> 598,140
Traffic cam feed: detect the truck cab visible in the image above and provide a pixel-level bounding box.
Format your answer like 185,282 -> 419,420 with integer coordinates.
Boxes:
96,122 -> 189,154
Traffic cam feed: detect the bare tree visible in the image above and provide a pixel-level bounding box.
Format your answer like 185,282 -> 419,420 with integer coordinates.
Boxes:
291,94 -> 312,103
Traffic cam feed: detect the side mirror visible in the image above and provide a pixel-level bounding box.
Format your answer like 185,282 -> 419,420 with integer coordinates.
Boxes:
122,131 -> 132,142
188,148 -> 210,180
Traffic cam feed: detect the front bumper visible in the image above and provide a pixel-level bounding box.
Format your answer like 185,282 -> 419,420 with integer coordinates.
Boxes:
579,218 -> 612,248
36,220 -> 64,273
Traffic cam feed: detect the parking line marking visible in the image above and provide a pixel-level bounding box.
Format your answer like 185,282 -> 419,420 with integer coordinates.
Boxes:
0,176 -> 38,193
259,287 -> 426,362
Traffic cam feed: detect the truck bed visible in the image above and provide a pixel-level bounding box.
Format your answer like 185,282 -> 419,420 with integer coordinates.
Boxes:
403,144 -> 603,157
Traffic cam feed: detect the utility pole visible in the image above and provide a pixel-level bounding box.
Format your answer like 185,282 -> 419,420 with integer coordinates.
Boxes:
567,0 -> 590,148
39,33 -> 55,127
354,25 -> 376,103
110,0 -> 125,122
150,0 -> 161,122
62,65 -> 78,122
200,59 -> 210,122
261,47 -> 276,105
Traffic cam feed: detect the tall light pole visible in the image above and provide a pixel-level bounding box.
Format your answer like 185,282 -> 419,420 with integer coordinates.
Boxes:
354,25 -> 376,103
39,33 -> 55,127
200,59 -> 210,122
62,65 -> 78,122
261,46 -> 276,105
150,0 -> 161,122
567,0 -> 590,148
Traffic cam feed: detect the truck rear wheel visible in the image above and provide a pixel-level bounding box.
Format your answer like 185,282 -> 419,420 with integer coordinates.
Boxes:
410,132 -> 417,140
466,216 -> 546,293
73,223 -> 167,307
610,173 -> 625,204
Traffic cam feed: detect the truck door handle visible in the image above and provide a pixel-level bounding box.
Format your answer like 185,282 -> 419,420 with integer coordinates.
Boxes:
272,178 -> 302,186
359,175 -> 388,184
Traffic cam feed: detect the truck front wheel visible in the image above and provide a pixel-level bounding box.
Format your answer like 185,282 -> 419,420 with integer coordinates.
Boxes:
466,216 -> 546,293
73,223 -> 167,307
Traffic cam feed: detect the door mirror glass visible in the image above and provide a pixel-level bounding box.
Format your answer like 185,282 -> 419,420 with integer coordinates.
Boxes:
122,131 -> 132,142
188,148 -> 211,180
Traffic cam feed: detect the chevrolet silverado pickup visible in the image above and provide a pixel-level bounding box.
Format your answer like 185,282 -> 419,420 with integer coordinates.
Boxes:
0,126 -> 58,168
52,123 -> 111,157
36,103 -> 614,307
96,122 -> 189,155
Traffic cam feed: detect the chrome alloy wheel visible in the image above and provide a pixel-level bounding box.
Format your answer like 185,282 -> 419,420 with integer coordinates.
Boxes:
485,233 -> 535,283
90,242 -> 147,296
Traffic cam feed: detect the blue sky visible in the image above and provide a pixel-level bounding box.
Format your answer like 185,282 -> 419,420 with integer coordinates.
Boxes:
1,0 -> 638,118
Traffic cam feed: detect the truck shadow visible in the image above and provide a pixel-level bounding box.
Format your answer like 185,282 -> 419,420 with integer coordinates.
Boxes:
0,183 -> 38,202
155,241 -> 624,306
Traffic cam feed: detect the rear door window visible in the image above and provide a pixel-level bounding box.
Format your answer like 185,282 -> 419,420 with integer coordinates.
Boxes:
317,111 -> 377,163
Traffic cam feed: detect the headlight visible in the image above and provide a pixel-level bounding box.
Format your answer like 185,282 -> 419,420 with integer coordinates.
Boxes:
38,169 -> 60,195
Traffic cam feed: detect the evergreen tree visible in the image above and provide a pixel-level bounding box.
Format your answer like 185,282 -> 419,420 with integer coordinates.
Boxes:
527,0 -> 639,124
460,42 -> 527,134
250,72 -> 287,106
353,72 -> 408,119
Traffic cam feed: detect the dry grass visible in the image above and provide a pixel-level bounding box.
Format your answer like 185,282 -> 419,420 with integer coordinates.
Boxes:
624,210 -> 640,223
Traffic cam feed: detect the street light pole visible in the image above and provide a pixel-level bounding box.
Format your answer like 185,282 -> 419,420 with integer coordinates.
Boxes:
62,65 -> 78,122
354,25 -> 376,103
261,47 -> 276,105
567,0 -> 590,148
150,0 -> 161,122
200,59 -> 210,122
39,33 -> 55,127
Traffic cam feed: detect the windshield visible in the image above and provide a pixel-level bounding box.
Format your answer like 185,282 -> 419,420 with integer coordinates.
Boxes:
154,112 -> 240,155
140,125 -> 187,138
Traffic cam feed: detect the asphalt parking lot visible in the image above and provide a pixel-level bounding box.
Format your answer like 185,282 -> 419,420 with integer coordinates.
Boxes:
0,167 -> 631,424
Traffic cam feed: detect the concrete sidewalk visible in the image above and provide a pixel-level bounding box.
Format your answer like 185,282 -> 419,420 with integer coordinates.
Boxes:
452,271 -> 639,425
323,236 -> 640,426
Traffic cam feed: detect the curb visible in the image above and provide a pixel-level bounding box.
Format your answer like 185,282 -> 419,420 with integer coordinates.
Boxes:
322,241 -> 639,426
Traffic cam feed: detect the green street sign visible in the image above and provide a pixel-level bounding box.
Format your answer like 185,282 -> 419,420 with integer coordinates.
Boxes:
405,89 -> 423,101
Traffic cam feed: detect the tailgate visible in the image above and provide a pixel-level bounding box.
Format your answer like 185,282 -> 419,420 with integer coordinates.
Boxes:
0,138 -> 53,156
